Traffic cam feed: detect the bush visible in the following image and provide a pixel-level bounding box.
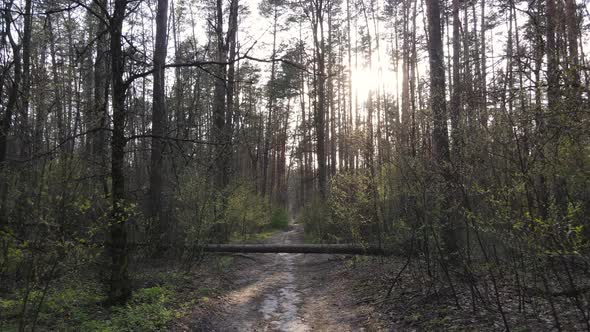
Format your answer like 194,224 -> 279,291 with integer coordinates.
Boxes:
299,198 -> 331,243
224,182 -> 270,239
109,302 -> 173,331
270,208 -> 289,229
328,172 -> 375,243
300,172 -> 378,244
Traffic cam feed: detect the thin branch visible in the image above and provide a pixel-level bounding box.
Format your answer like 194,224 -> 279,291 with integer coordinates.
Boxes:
69,0 -> 109,27
125,134 -> 219,145
124,54 -> 311,86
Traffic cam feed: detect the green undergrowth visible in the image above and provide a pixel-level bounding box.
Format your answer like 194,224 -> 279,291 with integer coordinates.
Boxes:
303,230 -> 322,244
229,207 -> 290,244
269,208 -> 289,230
0,267 -> 224,331
81,286 -> 175,331
250,230 -> 275,242
229,229 -> 277,244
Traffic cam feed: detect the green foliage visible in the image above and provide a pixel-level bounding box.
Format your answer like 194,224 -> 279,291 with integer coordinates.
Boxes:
328,172 -> 374,243
0,297 -> 19,320
41,283 -> 105,317
249,231 -> 275,242
175,172 -> 272,244
300,172 -> 380,244
0,280 -> 105,331
132,286 -> 172,304
0,156 -> 116,331
106,287 -> 174,332
224,182 -> 270,238
299,197 -> 331,243
270,208 -> 289,230
0,278 -> 180,332
175,171 -> 215,245
0,235 -> 24,274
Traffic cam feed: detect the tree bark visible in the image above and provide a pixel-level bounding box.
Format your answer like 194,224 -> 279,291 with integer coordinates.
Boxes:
262,6 -> 278,198
225,0 -> 239,158
425,0 -> 457,257
311,0 -> 327,199
0,1 -> 21,164
328,6 -> 337,177
450,0 -> 461,158
565,0 -> 580,100
426,0 -> 450,163
213,0 -> 229,189
108,0 -> 131,305
480,0 -> 487,128
150,0 -> 169,253
346,0 -> 354,170
539,0 -> 558,220
20,0 -> 32,157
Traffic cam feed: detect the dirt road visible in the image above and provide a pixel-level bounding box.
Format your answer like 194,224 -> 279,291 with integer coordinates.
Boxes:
210,224 -> 368,331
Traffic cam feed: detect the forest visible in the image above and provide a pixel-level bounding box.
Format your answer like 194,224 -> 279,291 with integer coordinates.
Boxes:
0,0 -> 589,330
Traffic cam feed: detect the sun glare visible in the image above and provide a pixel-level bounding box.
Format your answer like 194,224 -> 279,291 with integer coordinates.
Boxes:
351,68 -> 380,98
350,66 -> 396,101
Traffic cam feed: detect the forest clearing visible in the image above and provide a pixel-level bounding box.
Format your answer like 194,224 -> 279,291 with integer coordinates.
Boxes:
1,0 -> 590,330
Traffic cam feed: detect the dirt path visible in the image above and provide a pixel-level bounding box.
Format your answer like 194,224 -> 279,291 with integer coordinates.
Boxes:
209,224 -> 367,331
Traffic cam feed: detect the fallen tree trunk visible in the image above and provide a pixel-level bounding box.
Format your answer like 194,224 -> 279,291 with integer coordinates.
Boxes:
201,244 -> 389,256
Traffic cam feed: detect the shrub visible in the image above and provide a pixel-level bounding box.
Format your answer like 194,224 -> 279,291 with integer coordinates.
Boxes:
328,172 -> 374,243
299,197 -> 331,243
224,182 -> 270,239
270,208 -> 289,229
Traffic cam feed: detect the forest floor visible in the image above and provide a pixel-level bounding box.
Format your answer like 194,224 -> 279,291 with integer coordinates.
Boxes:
3,227 -> 585,330
174,223 -> 389,331
170,223 -> 588,332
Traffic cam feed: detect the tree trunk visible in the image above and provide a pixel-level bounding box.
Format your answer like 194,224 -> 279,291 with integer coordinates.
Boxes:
546,0 -> 559,116
425,0 -> 457,257
539,0 -> 558,220
262,7 -> 278,198
312,1 -> 327,199
426,0 -> 450,163
213,0 -> 228,189
480,0 -> 487,128
450,0 -> 461,158
94,0 -> 110,197
20,0 -> 32,158
346,0 -> 354,171
401,0 -> 410,151
108,0 -> 131,305
47,16 -> 65,150
150,0 -> 169,254
328,7 -> 337,177
0,1 -> 21,164
565,0 -> 580,100
225,0 -> 239,164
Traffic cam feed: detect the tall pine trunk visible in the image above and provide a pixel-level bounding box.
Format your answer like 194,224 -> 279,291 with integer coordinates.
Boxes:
150,0 -> 169,253
425,0 -> 457,257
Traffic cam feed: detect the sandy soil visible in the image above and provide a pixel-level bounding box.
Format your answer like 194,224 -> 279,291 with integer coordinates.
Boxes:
207,224 -> 380,332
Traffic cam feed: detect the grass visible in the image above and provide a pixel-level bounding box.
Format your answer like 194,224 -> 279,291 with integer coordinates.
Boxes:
250,231 -> 275,242
303,231 -> 322,244
0,283 -> 178,332
229,207 -> 290,244
229,230 -> 276,244
0,263 -> 231,332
